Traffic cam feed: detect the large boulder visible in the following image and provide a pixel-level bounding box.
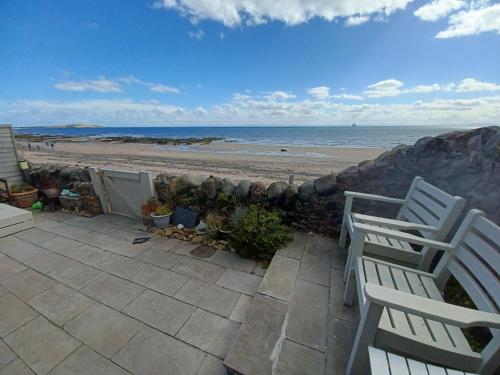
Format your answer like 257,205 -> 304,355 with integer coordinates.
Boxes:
169,175 -> 203,195
298,180 -> 314,202
220,179 -> 235,195
201,176 -> 222,200
59,167 -> 90,182
234,180 -> 251,200
267,181 -> 288,203
155,174 -> 175,201
313,173 -> 336,195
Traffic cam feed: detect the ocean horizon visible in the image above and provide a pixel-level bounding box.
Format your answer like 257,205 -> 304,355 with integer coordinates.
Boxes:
14,125 -> 468,148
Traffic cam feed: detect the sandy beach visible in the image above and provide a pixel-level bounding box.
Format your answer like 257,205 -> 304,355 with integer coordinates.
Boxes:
16,139 -> 387,183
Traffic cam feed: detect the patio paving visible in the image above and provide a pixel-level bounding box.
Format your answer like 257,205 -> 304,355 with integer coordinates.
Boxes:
0,211 -> 266,374
0,210 -> 358,374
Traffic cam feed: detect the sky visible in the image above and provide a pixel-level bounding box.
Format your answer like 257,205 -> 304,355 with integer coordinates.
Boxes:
1,0 -> 500,127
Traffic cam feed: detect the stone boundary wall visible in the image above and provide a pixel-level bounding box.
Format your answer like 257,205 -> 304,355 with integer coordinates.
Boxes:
30,126 -> 500,235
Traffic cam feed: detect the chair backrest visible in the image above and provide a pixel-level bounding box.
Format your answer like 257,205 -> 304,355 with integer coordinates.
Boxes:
397,177 -> 465,240
435,210 -> 499,374
396,177 -> 466,270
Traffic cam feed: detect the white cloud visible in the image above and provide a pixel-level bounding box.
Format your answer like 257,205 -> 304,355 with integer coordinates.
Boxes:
54,77 -> 122,93
188,29 -> 204,39
345,15 -> 371,26
3,94 -> 499,126
307,86 -> 330,100
436,3 -> 500,38
153,0 -> 414,27
332,94 -> 364,100
456,78 -> 500,92
364,79 -> 404,97
410,83 -> 443,93
266,91 -> 296,101
414,0 -> 465,22
150,84 -> 180,93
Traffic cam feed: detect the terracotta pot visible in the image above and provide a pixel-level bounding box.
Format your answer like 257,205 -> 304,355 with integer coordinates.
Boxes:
11,187 -> 38,208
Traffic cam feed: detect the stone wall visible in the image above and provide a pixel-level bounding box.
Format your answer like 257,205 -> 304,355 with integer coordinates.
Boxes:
154,126 -> 500,236
30,126 -> 500,233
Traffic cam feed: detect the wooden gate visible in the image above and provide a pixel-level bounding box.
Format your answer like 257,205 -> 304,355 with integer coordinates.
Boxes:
90,168 -> 155,218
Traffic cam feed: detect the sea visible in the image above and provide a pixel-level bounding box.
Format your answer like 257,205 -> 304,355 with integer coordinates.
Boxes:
14,126 -> 467,148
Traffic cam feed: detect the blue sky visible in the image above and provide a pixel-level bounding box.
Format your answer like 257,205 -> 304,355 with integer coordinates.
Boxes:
1,0 -> 499,126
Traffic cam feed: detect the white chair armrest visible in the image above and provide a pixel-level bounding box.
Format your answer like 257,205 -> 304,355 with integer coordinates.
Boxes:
344,191 -> 406,205
352,213 -> 439,232
352,222 -> 454,251
364,284 -> 500,329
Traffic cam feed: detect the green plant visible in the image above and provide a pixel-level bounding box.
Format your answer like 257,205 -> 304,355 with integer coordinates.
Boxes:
206,211 -> 224,230
216,191 -> 234,213
229,206 -> 247,229
154,203 -> 172,216
229,205 -> 290,258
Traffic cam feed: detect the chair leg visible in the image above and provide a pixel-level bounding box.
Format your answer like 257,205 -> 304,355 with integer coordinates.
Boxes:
344,269 -> 356,306
346,300 -> 383,375
339,222 -> 348,249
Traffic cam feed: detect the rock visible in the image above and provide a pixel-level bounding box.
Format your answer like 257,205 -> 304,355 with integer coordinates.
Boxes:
358,160 -> 379,178
192,236 -> 203,244
282,184 -> 298,208
467,134 -> 482,152
59,167 -> 90,182
235,180 -> 251,200
249,182 -> 267,203
221,179 -> 235,195
73,182 -> 94,196
336,166 -> 359,187
267,181 -> 288,203
201,176 -> 222,200
483,129 -> 500,157
313,174 -> 336,196
170,175 -> 204,195
155,174 -> 175,201
298,181 -> 314,202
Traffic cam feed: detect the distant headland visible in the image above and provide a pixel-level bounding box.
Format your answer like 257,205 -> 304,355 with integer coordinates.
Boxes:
41,124 -> 103,129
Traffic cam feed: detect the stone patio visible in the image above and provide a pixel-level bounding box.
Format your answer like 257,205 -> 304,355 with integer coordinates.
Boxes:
0,211 -> 358,375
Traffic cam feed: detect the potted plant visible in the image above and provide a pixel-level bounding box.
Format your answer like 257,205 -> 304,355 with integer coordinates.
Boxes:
9,184 -> 38,208
151,203 -> 173,228
205,211 -> 223,239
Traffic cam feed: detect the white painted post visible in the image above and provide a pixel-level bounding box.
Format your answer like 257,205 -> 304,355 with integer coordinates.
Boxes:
138,171 -> 155,203
89,167 -> 110,214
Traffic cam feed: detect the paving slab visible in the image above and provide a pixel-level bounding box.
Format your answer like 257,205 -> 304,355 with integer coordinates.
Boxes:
134,247 -> 183,269
113,327 -> 205,375
146,236 -> 181,251
0,359 -> 35,374
75,231 -> 116,248
5,316 -> 81,375
298,236 -> 331,287
38,236 -> 84,256
0,294 -> 38,338
13,228 -> 55,246
48,261 -> 104,290
0,284 -> 7,297
2,269 -> 56,301
98,238 -> 147,258
48,345 -> 129,375
0,338 -> 17,368
224,294 -> 288,375
331,242 -> 347,270
63,245 -> 113,267
276,232 -> 307,260
34,218 -> 61,229
329,269 -> 359,323
19,251 -> 72,275
0,255 -> 27,281
168,241 -> 198,257
229,294 -> 253,323
197,355 -> 227,375
209,250 -> 256,273
0,239 -> 50,265
216,269 -> 262,296
286,279 -> 329,352
96,254 -> 148,279
258,255 -> 300,302
128,264 -> 188,296
28,284 -> 94,326
80,275 -> 144,310
171,257 -> 225,283
44,222 -> 91,239
175,279 -> 240,317
275,339 -> 325,375
123,290 -> 195,335
65,303 -> 141,358
177,309 -> 239,358
326,318 -> 357,375
107,227 -> 145,242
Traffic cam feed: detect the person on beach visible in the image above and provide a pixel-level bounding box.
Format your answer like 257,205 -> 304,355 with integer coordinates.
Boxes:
50,142 -> 54,151
28,142 -> 31,150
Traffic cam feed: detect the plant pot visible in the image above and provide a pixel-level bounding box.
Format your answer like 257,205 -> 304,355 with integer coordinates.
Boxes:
151,212 -> 172,228
11,187 -> 38,208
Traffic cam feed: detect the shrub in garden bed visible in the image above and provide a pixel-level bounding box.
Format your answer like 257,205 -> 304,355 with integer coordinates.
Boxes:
229,204 -> 290,258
